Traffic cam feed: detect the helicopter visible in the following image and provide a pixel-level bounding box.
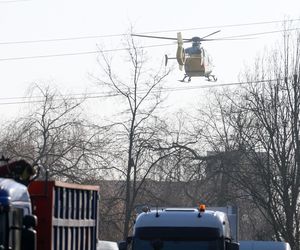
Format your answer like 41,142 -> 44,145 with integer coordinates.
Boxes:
131,31 -> 220,82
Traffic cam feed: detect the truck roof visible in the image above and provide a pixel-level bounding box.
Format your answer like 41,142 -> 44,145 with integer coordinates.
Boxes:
134,208 -> 231,238
0,177 -> 32,214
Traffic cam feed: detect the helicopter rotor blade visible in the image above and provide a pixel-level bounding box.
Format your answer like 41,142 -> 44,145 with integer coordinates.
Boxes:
201,30 -> 221,39
132,30 -> 243,44
131,34 -> 178,41
181,30 -> 222,43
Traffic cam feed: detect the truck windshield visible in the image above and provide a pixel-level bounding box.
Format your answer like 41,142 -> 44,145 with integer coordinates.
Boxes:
132,227 -> 224,250
133,238 -> 223,250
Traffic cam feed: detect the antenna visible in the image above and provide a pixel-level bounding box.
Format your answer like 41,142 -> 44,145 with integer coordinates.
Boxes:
155,205 -> 160,217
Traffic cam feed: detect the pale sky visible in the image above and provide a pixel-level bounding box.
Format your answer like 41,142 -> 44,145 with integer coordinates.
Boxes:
0,0 -> 299,120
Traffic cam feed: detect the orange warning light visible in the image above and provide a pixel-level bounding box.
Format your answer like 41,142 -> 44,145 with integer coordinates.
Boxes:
198,204 -> 206,212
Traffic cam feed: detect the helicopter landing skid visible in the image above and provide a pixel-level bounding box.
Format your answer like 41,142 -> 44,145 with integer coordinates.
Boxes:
206,75 -> 217,82
179,75 -> 192,83
179,75 -> 217,82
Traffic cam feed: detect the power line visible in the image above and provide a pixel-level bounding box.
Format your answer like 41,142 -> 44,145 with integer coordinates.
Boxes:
0,93 -> 119,105
0,50 -> 100,61
0,0 -> 31,3
138,18 -> 300,35
0,24 -> 299,62
0,78 -> 282,106
0,18 -> 299,46
0,43 -> 173,61
0,26 -> 299,62
217,27 -> 300,40
0,34 -> 124,45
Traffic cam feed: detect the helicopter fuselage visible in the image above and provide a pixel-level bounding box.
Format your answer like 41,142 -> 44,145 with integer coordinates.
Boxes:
130,32 -> 218,82
182,47 -> 215,81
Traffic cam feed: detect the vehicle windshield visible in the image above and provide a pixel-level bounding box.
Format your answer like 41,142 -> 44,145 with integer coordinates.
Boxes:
132,227 -> 224,250
133,238 -> 223,250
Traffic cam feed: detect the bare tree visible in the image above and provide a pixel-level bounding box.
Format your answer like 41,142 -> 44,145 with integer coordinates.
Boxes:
95,33 -> 179,238
151,112 -> 217,205
194,29 -> 300,249
0,84 -> 112,182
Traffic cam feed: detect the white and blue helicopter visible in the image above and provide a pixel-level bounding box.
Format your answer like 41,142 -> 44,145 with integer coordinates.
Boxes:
131,31 -> 220,82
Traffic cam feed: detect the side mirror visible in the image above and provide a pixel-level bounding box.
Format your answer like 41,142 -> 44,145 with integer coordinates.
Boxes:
118,241 -> 127,250
118,237 -> 132,250
23,215 -> 37,228
21,215 -> 37,250
226,242 -> 239,250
